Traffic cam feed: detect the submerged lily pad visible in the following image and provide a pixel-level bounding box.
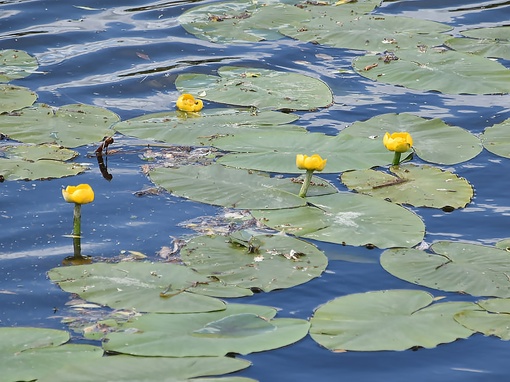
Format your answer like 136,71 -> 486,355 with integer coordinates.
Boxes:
252,192 -> 425,248
381,241 -> 510,297
445,26 -> 510,60
0,49 -> 38,82
149,163 -> 337,210
455,298 -> 510,341
281,13 -> 450,52
175,66 -> 333,111
47,355 -> 254,382
0,84 -> 37,113
310,290 -> 475,351
214,129 -> 390,173
354,47 -> 510,94
181,233 -> 328,292
0,103 -> 119,147
1,144 -> 87,181
48,262 -> 227,313
341,113 -> 482,165
103,303 -> 310,357
114,108 -> 300,146
0,327 -> 102,382
341,164 -> 473,209
481,118 -> 510,158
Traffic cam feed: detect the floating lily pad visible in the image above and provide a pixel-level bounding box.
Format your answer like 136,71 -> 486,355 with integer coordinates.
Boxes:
0,327 -> 102,382
179,0 -> 306,43
149,163 -> 337,210
114,108 -> 300,146
47,355 -> 254,382
1,144 -> 87,181
341,113 -> 482,165
341,164 -> 473,209
48,262 -> 227,313
103,303 -> 310,357
354,47 -> 510,94
495,238 -> 510,251
0,49 -> 38,82
445,26 -> 510,60
455,298 -> 510,341
0,84 -> 37,113
381,241 -> 510,297
214,129 -> 390,173
0,103 -> 119,147
281,13 -> 450,52
310,290 -> 475,351
252,192 -> 425,248
175,66 -> 333,111
481,118 -> 510,158
181,233 -> 328,292
179,0 -> 382,44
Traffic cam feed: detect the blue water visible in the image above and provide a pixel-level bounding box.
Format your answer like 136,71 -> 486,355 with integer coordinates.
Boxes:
1,0 -> 510,381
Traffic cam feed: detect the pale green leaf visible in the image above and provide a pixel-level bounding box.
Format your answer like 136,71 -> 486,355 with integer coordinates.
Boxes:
252,192 -> 425,248
175,66 -> 333,110
341,113 -> 482,165
381,241 -> 510,297
341,164 -> 474,209
48,262 -> 227,313
310,290 -> 475,351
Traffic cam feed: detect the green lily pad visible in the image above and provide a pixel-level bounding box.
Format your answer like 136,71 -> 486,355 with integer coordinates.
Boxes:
114,108 -> 300,146
445,26 -> 510,60
341,113 -> 482,165
310,290 -> 475,351
495,238 -> 510,251
0,49 -> 38,82
47,356 -> 254,382
354,47 -> 510,94
455,298 -> 510,341
179,0 -> 382,44
481,118 -> 510,158
1,144 -> 87,181
381,241 -> 510,297
251,192 -> 425,248
214,129 -> 390,173
0,103 -> 119,148
48,262 -> 227,313
179,0 -> 306,43
341,164 -> 474,209
0,327 -> 102,382
181,233 -> 328,292
175,66 -> 333,111
0,84 -> 37,113
281,13 -> 450,52
103,303 -> 310,357
148,163 -> 337,210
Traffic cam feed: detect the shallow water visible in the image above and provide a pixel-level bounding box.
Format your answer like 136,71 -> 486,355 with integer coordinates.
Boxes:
1,0 -> 510,381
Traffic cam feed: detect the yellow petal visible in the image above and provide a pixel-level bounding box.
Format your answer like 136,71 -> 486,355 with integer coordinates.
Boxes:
383,132 -> 413,153
62,184 -> 95,204
176,93 -> 203,112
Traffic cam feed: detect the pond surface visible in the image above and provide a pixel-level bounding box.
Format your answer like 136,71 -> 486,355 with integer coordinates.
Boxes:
1,0 -> 510,381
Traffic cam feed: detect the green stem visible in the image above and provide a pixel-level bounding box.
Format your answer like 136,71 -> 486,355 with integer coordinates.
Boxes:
298,170 -> 314,198
73,203 -> 81,257
392,151 -> 402,166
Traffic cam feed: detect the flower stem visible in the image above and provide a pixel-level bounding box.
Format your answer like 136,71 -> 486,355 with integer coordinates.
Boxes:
299,170 -> 314,198
392,151 -> 402,166
73,203 -> 81,257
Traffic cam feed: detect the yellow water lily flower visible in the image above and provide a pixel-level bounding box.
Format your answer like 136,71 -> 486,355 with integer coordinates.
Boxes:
62,184 -> 95,205
176,93 -> 203,112
296,154 -> 327,172
383,132 -> 413,153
